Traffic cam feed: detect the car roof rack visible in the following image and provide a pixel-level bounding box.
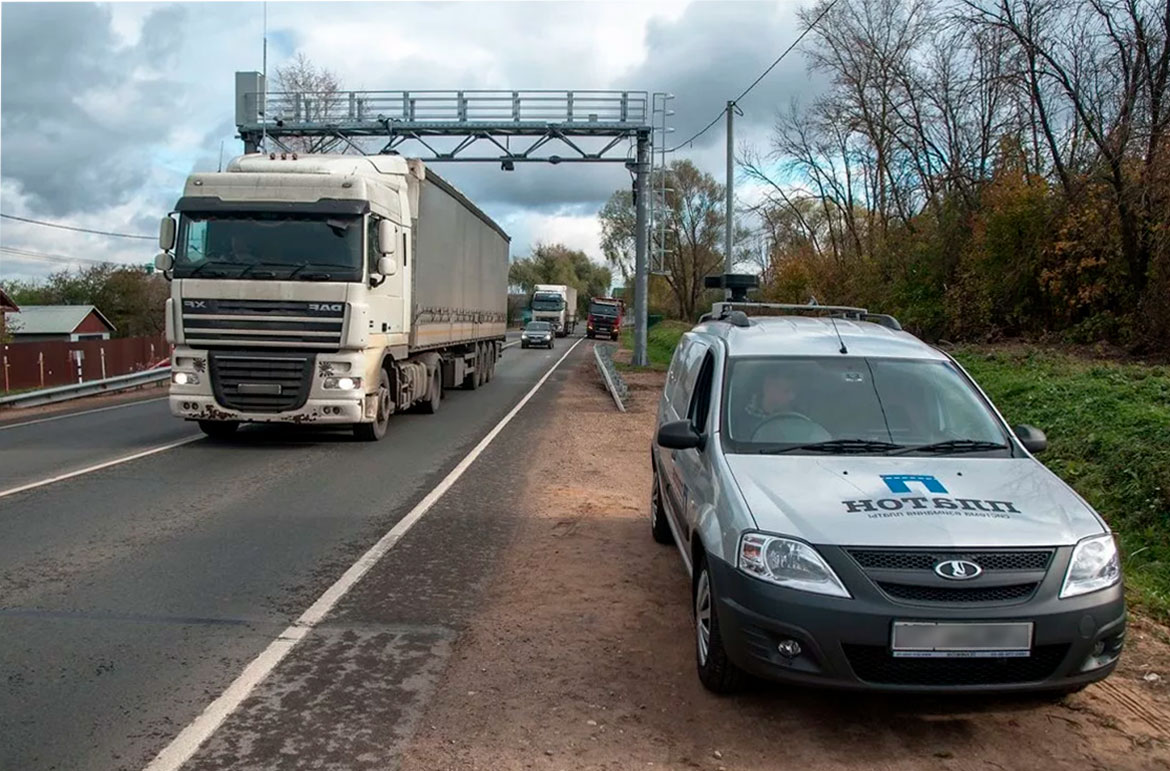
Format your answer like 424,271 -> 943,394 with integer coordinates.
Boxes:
696,275 -> 902,331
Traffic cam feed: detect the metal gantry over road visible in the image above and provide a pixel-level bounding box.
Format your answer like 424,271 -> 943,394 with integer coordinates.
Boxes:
234,72 -> 659,366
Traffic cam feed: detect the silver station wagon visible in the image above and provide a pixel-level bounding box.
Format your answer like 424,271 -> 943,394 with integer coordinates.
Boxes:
650,300 -> 1125,693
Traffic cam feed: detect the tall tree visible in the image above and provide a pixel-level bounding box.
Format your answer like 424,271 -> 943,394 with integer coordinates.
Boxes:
272,53 -> 343,154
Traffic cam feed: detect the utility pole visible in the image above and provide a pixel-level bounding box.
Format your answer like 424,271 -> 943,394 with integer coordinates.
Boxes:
725,100 -> 735,280
633,129 -> 651,367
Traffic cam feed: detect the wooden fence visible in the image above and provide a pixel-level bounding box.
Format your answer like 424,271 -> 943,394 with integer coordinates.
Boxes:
2,335 -> 169,392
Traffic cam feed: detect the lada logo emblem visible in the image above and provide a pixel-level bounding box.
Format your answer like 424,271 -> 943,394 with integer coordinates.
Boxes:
935,559 -> 983,580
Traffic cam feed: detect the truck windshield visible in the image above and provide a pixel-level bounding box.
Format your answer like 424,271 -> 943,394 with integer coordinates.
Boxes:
589,302 -> 619,318
173,213 -> 363,281
531,292 -> 565,311
722,356 -> 1011,455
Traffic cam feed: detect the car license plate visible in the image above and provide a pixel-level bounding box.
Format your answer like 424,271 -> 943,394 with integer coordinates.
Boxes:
891,621 -> 1033,658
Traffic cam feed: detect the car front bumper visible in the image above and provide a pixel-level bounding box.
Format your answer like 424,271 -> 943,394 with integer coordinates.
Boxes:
707,552 -> 1126,693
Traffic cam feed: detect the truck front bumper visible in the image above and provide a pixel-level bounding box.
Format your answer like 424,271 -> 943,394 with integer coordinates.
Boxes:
170,394 -> 365,425
707,554 -> 1126,693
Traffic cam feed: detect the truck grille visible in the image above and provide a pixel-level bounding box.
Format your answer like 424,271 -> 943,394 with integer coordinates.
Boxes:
209,351 -> 314,413
843,644 -> 1068,686
182,299 -> 344,350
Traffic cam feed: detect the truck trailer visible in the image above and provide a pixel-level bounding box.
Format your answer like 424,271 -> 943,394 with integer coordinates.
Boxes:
530,284 -> 578,337
156,153 -> 509,441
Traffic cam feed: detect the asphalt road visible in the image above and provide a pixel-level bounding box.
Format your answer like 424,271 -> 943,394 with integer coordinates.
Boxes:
0,331 -> 586,771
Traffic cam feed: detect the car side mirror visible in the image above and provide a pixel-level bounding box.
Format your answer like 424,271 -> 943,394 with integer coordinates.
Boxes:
154,252 -> 174,272
378,220 -> 397,257
376,256 -> 398,277
159,216 -> 176,251
1014,424 -> 1047,454
657,419 -> 704,450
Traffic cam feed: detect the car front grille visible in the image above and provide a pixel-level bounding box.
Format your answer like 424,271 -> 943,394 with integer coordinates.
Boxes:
849,549 -> 1053,572
844,548 -> 1054,607
182,299 -> 344,350
876,582 -> 1039,603
843,644 -> 1069,686
209,351 -> 314,413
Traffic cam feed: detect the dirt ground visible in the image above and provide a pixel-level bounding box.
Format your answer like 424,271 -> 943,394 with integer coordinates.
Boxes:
399,355 -> 1170,771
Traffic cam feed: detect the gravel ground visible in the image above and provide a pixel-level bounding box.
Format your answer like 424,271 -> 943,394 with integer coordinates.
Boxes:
398,354 -> 1170,771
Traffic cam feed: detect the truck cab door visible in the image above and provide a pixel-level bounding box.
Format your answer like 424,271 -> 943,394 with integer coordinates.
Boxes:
367,217 -> 407,338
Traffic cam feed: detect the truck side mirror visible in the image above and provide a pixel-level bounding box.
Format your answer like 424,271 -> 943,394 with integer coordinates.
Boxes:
154,252 -> 174,272
159,216 -> 176,251
376,256 -> 398,277
378,220 -> 397,257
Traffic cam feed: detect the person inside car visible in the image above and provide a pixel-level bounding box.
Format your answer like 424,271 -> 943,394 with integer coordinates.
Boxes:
743,366 -> 831,444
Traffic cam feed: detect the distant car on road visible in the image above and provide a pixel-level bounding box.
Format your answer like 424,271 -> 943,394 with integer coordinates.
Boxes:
521,321 -> 555,349
651,299 -> 1124,694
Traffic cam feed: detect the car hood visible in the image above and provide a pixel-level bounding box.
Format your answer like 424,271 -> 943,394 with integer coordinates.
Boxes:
725,455 -> 1104,547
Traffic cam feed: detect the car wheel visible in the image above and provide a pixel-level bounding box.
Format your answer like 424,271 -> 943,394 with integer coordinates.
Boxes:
354,369 -> 391,441
521,341 -> 529,349
198,420 -> 238,439
651,468 -> 674,545
694,557 -> 746,694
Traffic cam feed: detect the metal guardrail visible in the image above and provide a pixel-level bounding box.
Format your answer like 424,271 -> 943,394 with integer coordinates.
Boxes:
0,368 -> 171,410
593,344 -> 628,413
248,89 -> 650,128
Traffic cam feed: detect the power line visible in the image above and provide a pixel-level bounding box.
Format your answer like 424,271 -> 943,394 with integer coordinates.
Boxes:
0,213 -> 155,241
666,0 -> 841,152
0,246 -> 130,267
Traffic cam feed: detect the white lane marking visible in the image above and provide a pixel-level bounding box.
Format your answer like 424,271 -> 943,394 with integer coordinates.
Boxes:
502,341 -> 519,349
0,436 -> 202,501
0,396 -> 168,432
143,336 -> 584,771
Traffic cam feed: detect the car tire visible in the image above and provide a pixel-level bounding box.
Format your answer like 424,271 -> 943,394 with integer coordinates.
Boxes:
354,369 -> 391,441
694,557 -> 747,694
651,468 -> 674,545
198,420 -> 238,439
521,341 -> 529,349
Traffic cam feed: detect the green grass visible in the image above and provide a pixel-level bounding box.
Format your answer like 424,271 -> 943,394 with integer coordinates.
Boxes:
954,346 -> 1170,620
617,320 -> 690,371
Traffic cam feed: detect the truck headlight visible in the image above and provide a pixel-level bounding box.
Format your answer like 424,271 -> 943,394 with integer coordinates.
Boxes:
1060,534 -> 1121,598
172,372 -> 199,385
323,376 -> 362,390
738,533 -> 851,598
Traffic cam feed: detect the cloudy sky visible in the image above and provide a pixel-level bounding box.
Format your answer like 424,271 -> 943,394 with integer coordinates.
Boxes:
0,0 -> 822,283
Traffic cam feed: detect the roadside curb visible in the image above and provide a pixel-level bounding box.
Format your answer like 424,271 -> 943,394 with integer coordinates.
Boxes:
593,343 -> 627,412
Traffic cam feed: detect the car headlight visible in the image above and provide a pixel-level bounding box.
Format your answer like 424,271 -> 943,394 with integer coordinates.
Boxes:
1060,534 -> 1121,598
738,533 -> 851,598
172,371 -> 199,385
323,376 -> 362,390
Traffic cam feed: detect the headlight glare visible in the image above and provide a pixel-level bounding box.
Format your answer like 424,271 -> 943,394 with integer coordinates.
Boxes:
1061,534 -> 1121,598
172,371 -> 199,386
323,376 -> 361,390
738,533 -> 851,598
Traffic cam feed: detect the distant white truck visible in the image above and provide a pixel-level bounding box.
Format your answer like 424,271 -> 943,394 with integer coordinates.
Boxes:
530,284 -> 578,337
156,153 -> 509,441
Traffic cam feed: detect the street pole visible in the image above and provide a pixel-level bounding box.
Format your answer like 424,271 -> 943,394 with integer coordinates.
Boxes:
724,100 -> 734,281
633,129 -> 651,367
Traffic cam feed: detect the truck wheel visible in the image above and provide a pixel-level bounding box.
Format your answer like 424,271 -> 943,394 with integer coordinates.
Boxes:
587,331 -> 594,339
695,557 -> 746,694
651,468 -> 674,545
198,420 -> 239,439
611,332 -> 619,341
419,367 -> 441,414
354,369 -> 391,441
486,346 -> 496,382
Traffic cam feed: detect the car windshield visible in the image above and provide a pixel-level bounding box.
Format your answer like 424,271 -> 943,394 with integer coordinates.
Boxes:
526,322 -> 551,331
589,302 -> 619,318
173,213 -> 363,281
531,292 -> 565,311
721,356 -> 1011,455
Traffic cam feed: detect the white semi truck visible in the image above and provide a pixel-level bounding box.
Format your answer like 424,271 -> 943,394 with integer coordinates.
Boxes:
156,153 -> 509,441
530,284 -> 578,337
